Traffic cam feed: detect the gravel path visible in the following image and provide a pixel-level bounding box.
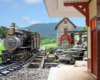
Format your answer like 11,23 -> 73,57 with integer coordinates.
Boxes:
0,68 -> 50,80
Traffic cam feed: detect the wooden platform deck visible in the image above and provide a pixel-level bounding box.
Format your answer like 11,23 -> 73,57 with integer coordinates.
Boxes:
48,66 -> 96,80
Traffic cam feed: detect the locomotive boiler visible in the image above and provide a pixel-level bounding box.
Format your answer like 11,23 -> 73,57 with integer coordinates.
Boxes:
1,23 -> 41,64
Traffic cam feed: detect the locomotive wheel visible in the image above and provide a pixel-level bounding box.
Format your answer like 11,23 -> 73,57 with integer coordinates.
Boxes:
29,52 -> 32,56
18,53 -> 24,59
24,50 -> 28,58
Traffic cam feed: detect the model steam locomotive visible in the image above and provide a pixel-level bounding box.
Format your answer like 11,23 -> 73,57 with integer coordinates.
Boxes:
0,23 -> 41,64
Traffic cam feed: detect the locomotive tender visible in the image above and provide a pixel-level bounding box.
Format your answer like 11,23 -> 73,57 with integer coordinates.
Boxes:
1,23 -> 41,63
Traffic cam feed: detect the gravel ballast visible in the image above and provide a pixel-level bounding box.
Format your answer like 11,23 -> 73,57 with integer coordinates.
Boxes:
0,68 -> 50,80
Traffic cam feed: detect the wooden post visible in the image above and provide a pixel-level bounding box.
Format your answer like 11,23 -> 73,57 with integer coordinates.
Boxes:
97,0 -> 100,80
79,33 -> 82,44
97,16 -> 100,80
71,33 -> 74,44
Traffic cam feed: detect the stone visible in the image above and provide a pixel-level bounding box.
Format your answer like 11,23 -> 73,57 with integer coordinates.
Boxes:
55,49 -> 65,52
83,57 -> 87,61
62,51 -> 78,55
83,51 -> 87,57
71,48 -> 86,51
82,35 -> 87,42
65,49 -> 71,51
70,61 -> 75,64
59,56 -> 72,62
44,63 -> 58,68
77,38 -> 82,45
73,45 -> 81,48
54,60 -> 60,63
72,55 -> 83,60
62,40 -> 69,46
80,42 -> 87,48
74,61 -> 87,67
47,54 -> 55,62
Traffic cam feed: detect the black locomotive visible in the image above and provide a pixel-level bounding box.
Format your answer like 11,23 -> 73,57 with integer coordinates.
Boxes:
0,23 -> 41,64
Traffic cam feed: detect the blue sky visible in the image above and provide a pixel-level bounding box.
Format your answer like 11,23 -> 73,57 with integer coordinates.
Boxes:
0,0 -> 86,28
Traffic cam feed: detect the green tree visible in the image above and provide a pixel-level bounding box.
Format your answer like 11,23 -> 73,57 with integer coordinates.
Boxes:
41,39 -> 51,45
41,38 -> 57,45
82,26 -> 87,30
0,26 -> 7,39
45,39 -> 51,44
45,47 -> 53,53
51,38 -> 56,43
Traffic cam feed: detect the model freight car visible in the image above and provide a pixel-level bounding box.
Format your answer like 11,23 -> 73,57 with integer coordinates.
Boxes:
0,23 -> 41,64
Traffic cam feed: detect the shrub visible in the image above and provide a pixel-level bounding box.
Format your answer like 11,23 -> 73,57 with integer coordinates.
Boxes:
45,47 -> 54,53
0,41 -> 6,54
41,38 -> 57,45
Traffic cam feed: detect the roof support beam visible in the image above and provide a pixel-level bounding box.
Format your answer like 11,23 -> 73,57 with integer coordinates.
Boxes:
64,2 -> 89,26
65,30 -> 87,33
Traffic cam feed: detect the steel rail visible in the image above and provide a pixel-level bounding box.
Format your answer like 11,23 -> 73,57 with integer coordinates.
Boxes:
0,49 -> 42,76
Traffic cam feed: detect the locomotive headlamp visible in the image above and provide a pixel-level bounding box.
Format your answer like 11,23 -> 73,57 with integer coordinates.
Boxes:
8,28 -> 14,35
7,41 -> 12,46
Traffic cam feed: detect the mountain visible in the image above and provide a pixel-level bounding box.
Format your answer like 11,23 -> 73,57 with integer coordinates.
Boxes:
23,23 -> 83,40
75,26 -> 83,30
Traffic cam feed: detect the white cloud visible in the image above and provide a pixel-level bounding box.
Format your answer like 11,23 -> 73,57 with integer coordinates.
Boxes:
0,0 -> 21,10
11,5 -> 19,9
27,20 -> 41,24
11,1 -> 21,10
42,11 -> 47,14
24,0 -> 42,4
0,0 -> 13,2
23,16 -> 30,21
14,2 -> 21,5
22,16 -> 41,24
36,5 -> 41,9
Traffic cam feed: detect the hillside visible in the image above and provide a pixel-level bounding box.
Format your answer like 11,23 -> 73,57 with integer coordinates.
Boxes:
23,23 -> 83,40
74,27 -> 83,30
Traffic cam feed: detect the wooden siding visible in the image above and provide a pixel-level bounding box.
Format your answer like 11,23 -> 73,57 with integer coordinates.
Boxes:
37,33 -> 41,48
87,27 -> 91,59
89,0 -> 97,20
88,0 -> 97,77
88,0 -> 97,58
87,58 -> 92,72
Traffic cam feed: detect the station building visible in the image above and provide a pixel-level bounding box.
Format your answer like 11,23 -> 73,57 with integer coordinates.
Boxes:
55,18 -> 76,46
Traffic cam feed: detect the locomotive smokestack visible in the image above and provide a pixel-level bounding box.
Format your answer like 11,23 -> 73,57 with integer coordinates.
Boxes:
12,23 -> 15,28
10,23 -> 15,28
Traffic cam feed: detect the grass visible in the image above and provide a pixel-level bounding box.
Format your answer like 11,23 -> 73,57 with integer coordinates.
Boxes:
74,35 -> 86,39
0,41 -> 5,54
43,43 -> 57,48
74,35 -> 79,39
0,41 -> 5,63
42,43 -> 57,53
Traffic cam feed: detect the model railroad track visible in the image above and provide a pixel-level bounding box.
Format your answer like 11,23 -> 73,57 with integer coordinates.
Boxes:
0,49 -> 41,76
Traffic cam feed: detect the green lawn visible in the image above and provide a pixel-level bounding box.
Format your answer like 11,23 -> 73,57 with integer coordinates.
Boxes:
43,43 -> 57,53
43,43 -> 57,48
0,41 -> 5,63
0,41 -> 5,54
74,35 -> 79,39
74,35 -> 86,39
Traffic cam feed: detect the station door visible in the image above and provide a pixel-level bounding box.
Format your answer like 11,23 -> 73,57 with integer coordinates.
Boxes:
91,19 -> 97,76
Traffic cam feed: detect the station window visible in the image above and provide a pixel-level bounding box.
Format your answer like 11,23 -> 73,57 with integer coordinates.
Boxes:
64,28 -> 68,34
64,20 -> 67,24
91,19 -> 96,29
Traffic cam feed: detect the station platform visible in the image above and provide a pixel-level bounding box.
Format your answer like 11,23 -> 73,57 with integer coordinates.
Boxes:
48,66 -> 96,80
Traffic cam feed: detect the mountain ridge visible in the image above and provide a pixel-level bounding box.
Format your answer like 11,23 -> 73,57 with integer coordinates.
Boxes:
23,23 -> 83,40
